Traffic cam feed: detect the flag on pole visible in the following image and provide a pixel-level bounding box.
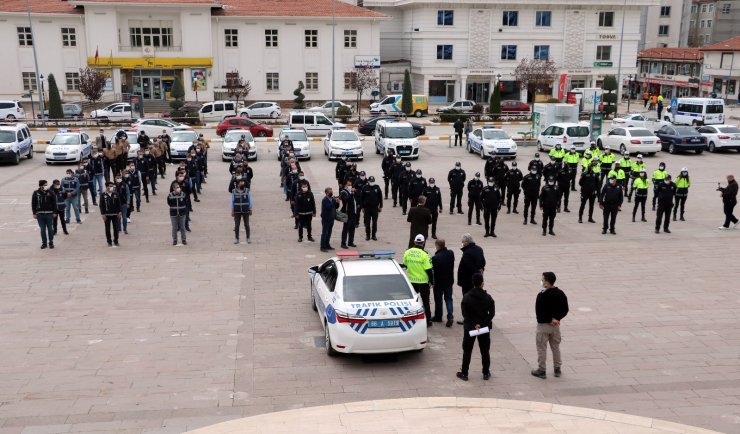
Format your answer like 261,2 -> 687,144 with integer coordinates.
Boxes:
108,49 -> 113,66
94,46 -> 99,65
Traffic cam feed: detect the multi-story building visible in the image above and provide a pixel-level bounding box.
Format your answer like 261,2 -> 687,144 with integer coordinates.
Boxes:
685,0 -> 740,47
364,0 -> 659,104
640,0 -> 691,50
636,47 -> 705,98
0,0 -> 385,107
700,36 -> 740,101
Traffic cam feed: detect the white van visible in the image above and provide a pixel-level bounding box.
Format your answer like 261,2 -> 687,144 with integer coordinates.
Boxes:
199,101 -> 238,122
0,123 -> 33,164
287,111 -> 345,137
670,98 -> 725,126
374,120 -> 420,159
0,100 -> 26,121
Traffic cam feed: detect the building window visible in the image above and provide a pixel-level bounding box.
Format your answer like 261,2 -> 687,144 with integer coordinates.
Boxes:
266,73 -> 279,91
701,4 -> 707,13
690,20 -> 695,28
722,3 -> 731,14
305,72 -> 318,91
700,20 -> 705,28
344,30 -> 357,48
502,11 -> 519,26
344,72 -> 357,90
501,45 -> 517,60
129,22 -> 173,48
436,44 -> 453,60
721,53 -> 734,68
17,27 -> 32,46
535,11 -> 552,27
596,45 -> 612,61
437,10 -> 454,26
305,30 -> 318,48
61,27 -> 76,47
533,45 -> 550,60
708,3 -> 714,12
658,25 -> 669,36
224,29 -> 238,48
660,6 -> 671,17
598,12 -> 614,27
65,72 -> 80,91
265,29 -> 278,47
707,19 -> 712,28
22,72 -> 37,91
691,4 -> 697,13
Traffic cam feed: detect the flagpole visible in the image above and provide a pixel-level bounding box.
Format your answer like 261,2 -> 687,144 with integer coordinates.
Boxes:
109,50 -> 115,102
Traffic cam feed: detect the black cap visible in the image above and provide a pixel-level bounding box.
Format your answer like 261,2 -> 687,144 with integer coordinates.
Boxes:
368,176 -> 376,182
429,177 -> 436,183
487,176 -> 495,182
535,152 -> 540,157
609,175 -> 616,180
359,171 -> 366,176
405,162 -> 411,167
547,176 -> 555,181
455,161 -> 461,166
512,161 -> 517,167
416,169 -> 422,175
475,172 -> 481,177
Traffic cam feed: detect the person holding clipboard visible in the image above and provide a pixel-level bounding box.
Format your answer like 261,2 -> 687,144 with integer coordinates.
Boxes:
456,273 -> 495,381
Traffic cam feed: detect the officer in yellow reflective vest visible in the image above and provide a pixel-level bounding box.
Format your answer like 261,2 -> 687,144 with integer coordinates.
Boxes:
628,154 -> 647,201
563,146 -> 580,191
580,150 -> 593,174
599,148 -> 616,186
673,167 -> 691,221
651,162 -> 669,210
631,170 -> 650,222
403,234 -> 434,327
617,154 -> 632,192
608,162 -> 626,189
549,144 -> 566,164
587,142 -> 601,160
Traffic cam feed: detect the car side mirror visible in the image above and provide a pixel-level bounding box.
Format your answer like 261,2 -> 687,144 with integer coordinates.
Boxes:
308,265 -> 319,274
399,264 -> 407,270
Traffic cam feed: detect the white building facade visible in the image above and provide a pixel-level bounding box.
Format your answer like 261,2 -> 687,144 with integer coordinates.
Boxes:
640,0 -> 691,50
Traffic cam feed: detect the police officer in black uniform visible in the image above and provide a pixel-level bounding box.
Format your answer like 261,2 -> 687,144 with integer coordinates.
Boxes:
398,163 -> 412,215
542,156 -> 559,181
483,156 -> 496,180
422,178 -> 443,239
493,158 -> 509,199
381,149 -> 395,199
447,162 -> 466,214
539,176 -> 559,236
339,180 -> 358,248
505,162 -> 523,214
361,176 -> 383,240
522,168 -> 540,225
335,156 -> 348,189
556,164 -> 572,213
578,162 -> 599,223
528,152 -> 544,179
599,176 -> 623,235
655,174 -> 676,234
467,172 -> 483,226
481,177 -> 502,238
295,182 -> 316,242
99,181 -> 122,246
390,155 -> 404,207
408,169 -> 427,208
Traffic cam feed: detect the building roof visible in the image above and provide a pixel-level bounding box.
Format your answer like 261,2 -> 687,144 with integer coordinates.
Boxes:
700,36 -> 740,52
75,0 -> 221,3
637,47 -> 703,61
216,0 -> 386,18
0,0 -> 81,14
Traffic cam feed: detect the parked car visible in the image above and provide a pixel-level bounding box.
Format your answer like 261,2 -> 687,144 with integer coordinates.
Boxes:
308,101 -> 353,115
131,118 -> 191,137
198,100 -> 239,122
370,94 -> 428,117
238,101 -> 281,119
323,129 -> 363,161
466,126 -> 517,159
697,124 -> 740,152
108,130 -> 139,159
358,116 -> 425,136
278,129 -> 311,160
0,123 -> 33,164
44,130 -> 93,164
537,123 -> 591,152
437,100 -> 476,114
90,103 -> 132,121
169,130 -> 200,160
222,130 -> 256,161
611,113 -> 649,129
655,125 -> 707,154
42,103 -> 83,120
0,100 -> 26,121
215,116 -> 273,137
500,100 -> 531,114
288,111 -> 345,137
596,127 -> 660,155
373,120 -> 419,159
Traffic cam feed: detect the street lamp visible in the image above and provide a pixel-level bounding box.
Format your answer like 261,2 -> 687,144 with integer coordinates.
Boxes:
627,74 -> 633,113
39,74 -> 45,120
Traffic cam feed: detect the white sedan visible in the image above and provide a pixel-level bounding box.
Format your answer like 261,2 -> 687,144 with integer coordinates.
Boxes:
323,129 -> 363,160
222,130 -> 256,161
697,124 -> 740,153
596,127 -> 661,155
45,130 -> 93,164
308,250 -> 427,356
278,129 -> 311,160
308,101 -> 353,115
109,130 -> 139,160
466,127 -> 517,159
238,101 -> 281,119
131,118 -> 191,137
169,130 -> 199,160
612,113 -> 649,128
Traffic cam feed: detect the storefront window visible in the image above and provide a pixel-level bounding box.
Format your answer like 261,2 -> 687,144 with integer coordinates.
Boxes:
428,80 -> 455,103
665,63 -> 676,75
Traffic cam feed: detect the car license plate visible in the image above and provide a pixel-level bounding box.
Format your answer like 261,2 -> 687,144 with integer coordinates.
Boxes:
343,151 -> 353,156
294,151 -> 301,156
643,141 -> 653,144
398,150 -> 410,155
691,138 -> 700,143
368,319 -> 400,328
733,135 -> 740,140
55,155 -> 66,160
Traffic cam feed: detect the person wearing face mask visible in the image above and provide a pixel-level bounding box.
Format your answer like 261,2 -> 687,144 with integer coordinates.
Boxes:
493,158 -> 509,199
431,238 -> 455,327
74,161 -> 92,214
99,181 -> 122,246
627,154 -> 647,201
185,153 -> 200,202
673,168 -> 691,221
587,142 -> 601,161
467,172 -> 484,226
231,179 -> 253,245
599,176 -> 623,235
291,171 -> 311,230
171,170 -> 193,232
421,178 -> 443,239
32,180 -> 58,249
651,162 -> 668,211
407,195 -> 432,248
50,180 -> 68,236
361,176 -> 383,241
126,162 -> 143,212
381,149 -> 396,199
531,272 -> 569,380
528,152 -> 544,180
390,155 -> 405,206
480,177 -> 502,238
542,155 -> 559,181
403,235 -> 435,328
505,161 -> 523,214
483,157 -> 496,180
607,162 -> 626,190
159,129 -> 172,164
539,176 -> 559,236
549,143 -> 566,164
398,163 -> 413,215
95,128 -> 109,151
655,174 -> 676,234
631,170 -> 650,223
320,187 -> 340,252
241,160 -> 254,186
457,273 -> 494,381
447,162 -> 466,215
61,169 -> 81,224
578,162 -> 600,224
114,174 -> 131,235
167,182 -> 188,246
354,171 -> 368,227
137,131 -> 151,149
143,148 -> 158,195
229,151 -> 245,175
556,164 -> 573,213
563,146 -> 580,191
617,153 -> 632,192
187,150 -> 201,194
339,180 -> 358,248
335,156 -> 349,189
408,169 -> 427,208
89,151 -> 105,202
599,148 -> 615,187
521,168 -> 540,225
342,163 -> 359,189
228,168 -> 245,193
135,151 -> 150,203
580,150 -> 593,175
295,182 -> 317,243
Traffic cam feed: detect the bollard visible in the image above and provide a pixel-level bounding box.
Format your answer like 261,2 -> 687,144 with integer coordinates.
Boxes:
448,135 -> 452,148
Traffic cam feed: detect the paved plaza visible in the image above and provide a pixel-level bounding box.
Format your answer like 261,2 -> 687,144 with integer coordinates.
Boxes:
1,134 -> 739,433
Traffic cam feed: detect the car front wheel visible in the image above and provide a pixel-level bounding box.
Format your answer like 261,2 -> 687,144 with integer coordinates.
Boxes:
6,114 -> 16,121
13,152 -> 20,165
537,141 -> 543,151
619,144 -> 627,154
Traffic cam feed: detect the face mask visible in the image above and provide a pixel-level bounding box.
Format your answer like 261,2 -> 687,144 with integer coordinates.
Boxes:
107,187 -> 114,192
53,184 -> 60,189
548,181 -> 554,186
659,166 -> 665,170
299,176 -> 305,180
235,175 -> 243,179
129,167 -> 135,172
487,182 -> 494,187
177,176 -> 184,181
640,174 -> 646,178
475,175 -> 480,179
455,165 -> 461,170
368,182 -> 375,187
406,167 -> 411,171
396,159 -> 402,163
186,158 -> 192,162
360,176 -> 366,180
123,175 -> 129,179
535,156 -> 540,160
682,172 -> 687,176
138,155 -> 143,159
530,170 -> 537,175
174,188 -> 181,194
43,185 -> 49,191
346,186 -> 353,191
416,174 -> 421,178
144,151 -> 150,155
429,183 -> 435,187
610,180 -> 617,184
115,178 -> 122,183
301,187 -> 308,192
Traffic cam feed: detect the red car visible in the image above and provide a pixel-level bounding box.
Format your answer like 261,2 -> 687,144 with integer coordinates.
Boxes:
216,116 -> 273,137
500,100 -> 531,114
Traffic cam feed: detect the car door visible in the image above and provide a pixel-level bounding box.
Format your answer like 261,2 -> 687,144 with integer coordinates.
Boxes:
81,133 -> 91,156
21,127 -> 32,154
544,127 -> 557,148
315,115 -> 334,135
315,261 -> 338,322
608,128 -> 624,150
470,129 -> 481,151
324,129 -> 332,154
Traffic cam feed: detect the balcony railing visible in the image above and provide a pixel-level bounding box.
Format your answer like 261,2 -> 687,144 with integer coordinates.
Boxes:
118,45 -> 182,52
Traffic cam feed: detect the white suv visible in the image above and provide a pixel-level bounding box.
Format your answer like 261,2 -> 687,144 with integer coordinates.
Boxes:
0,100 -> 26,121
374,120 -> 420,159
537,123 -> 591,152
238,102 -> 281,119
0,123 -> 33,164
90,103 -> 132,121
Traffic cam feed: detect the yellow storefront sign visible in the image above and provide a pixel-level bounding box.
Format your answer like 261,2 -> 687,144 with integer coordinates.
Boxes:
87,57 -> 212,69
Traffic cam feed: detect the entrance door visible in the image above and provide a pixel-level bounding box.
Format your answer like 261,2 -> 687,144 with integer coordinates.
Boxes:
467,83 -> 490,103
445,82 -> 455,102
140,77 -> 163,100
142,78 -> 152,99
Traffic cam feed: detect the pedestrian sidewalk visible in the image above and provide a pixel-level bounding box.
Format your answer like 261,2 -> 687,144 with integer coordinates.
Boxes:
186,397 -> 720,434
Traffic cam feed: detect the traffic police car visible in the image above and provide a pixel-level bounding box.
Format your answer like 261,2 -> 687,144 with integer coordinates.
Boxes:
44,129 -> 93,164
308,250 -> 428,356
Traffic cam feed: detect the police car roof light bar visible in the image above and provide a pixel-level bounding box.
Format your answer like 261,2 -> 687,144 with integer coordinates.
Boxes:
336,250 -> 395,260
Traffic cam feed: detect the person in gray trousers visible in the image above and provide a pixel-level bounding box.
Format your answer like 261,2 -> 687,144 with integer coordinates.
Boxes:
167,183 -> 188,246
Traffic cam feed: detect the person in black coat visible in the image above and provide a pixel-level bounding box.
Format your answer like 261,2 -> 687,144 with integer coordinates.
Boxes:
718,174 -> 739,229
381,149 -> 395,199
457,273 -> 495,381
398,163 -> 413,215
32,180 -> 58,249
431,239 -> 456,327
99,181 -> 122,246
467,172 -> 483,225
320,187 -> 340,252
408,169 -> 427,208
505,162 -> 523,214
531,271 -> 569,379
456,233 -> 486,307
335,156 -> 348,188
421,178 -> 443,239
406,195 -> 432,248
521,169 -> 540,225
655,175 -> 676,234
453,118 -> 465,146
578,165 -> 599,224
295,182 -> 316,242
599,176 -> 624,234
339,180 -> 358,248
539,177 -> 560,236
556,165 -> 572,213
390,156 -> 404,207
528,153 -> 544,179
447,162 -> 466,214
480,177 -> 501,238
361,176 -> 383,241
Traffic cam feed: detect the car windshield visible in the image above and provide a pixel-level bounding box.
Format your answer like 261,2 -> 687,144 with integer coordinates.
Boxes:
342,274 -> 415,302
0,131 -> 15,143
50,134 -> 80,145
718,127 -> 740,134
332,131 -> 358,141
629,129 -> 653,137
282,131 -> 308,142
675,127 -> 698,135
483,130 -> 509,140
615,114 -> 631,119
172,131 -> 198,142
225,131 -> 253,142
385,126 -> 415,139
566,126 -> 590,137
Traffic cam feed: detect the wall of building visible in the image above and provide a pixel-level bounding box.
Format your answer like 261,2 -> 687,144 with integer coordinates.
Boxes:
642,0 -> 688,49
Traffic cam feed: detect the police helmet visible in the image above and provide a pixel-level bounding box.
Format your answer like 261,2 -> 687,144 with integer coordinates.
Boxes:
547,176 -> 555,182
681,167 -> 688,172
512,161 -> 517,167
475,171 -> 481,177
585,150 -> 592,156
359,170 -> 366,176
636,154 -> 643,159
429,177 -> 436,184
416,169 -> 422,175
534,152 -> 540,157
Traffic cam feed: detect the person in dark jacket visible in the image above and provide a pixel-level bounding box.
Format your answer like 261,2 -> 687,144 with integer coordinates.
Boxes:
542,156 -> 559,181
578,164 -> 599,224
361,176 -> 383,241
74,160 -> 92,214
456,233 -> 486,325
453,118 -> 464,146
231,179 -> 253,244
528,152 -> 544,179
295,182 -> 317,243
381,149 -> 395,199
431,239 -> 456,327
655,175 -> 676,234
505,162 -> 523,214
480,177 -> 501,238
50,179 -> 68,236
448,162 -> 466,214
99,181 -> 122,246
398,163 -> 413,215
556,165 -> 572,213
88,150 -> 105,200
422,178 -> 443,239
467,172 -> 483,225
718,174 -> 739,230
339,180 -> 358,248
521,169 -> 540,225
320,187 -> 340,252
390,156 -> 404,207
335,156 -> 348,189
539,176 -> 560,236
137,131 -> 151,149
599,176 -> 624,235
32,180 -> 58,249
407,195 -> 432,248
171,170 -> 193,232
408,169 -> 427,208
168,182 -> 188,246
483,156 -> 496,180
114,175 -> 130,235
492,158 -> 509,199
457,273 -> 495,381
531,271 -> 569,379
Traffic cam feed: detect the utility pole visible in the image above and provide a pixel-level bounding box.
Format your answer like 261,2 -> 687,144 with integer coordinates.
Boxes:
615,0 -> 627,114
26,0 -> 44,126
331,0 -> 336,122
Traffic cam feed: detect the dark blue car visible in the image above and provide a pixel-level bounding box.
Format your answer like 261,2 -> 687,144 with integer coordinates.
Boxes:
656,125 -> 707,154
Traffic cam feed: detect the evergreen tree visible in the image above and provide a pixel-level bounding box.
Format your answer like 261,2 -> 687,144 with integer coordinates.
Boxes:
401,69 -> 413,115
169,77 -> 185,110
489,82 -> 502,116
47,74 -> 64,119
293,81 -> 305,109
601,75 -> 618,118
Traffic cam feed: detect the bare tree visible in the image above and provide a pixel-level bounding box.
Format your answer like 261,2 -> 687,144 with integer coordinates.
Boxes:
513,58 -> 557,102
225,70 -> 252,115
351,61 -> 379,122
78,67 -> 107,105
